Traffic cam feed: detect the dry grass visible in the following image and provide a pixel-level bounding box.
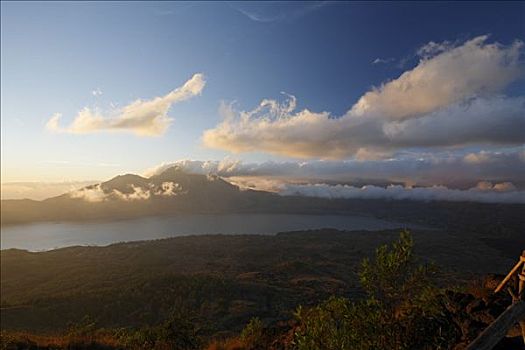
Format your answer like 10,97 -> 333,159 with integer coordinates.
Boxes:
1,331 -> 123,349
206,337 -> 245,350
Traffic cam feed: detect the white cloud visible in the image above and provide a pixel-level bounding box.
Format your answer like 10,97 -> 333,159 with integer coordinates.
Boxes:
474,180 -> 516,192
380,96 -> 525,148
464,151 -> 495,164
46,73 -> 205,136
351,36 -> 523,119
372,57 -> 394,65
144,148 -> 525,188
203,95 -> 524,159
69,184 -> 107,202
492,182 -> 517,192
226,176 -> 287,192
69,182 -> 183,202
416,40 -> 452,58
154,182 -> 183,197
64,152 -> 525,204
92,88 -> 103,96
280,182 -> 525,204
113,185 -> 152,201
203,36 -> 524,159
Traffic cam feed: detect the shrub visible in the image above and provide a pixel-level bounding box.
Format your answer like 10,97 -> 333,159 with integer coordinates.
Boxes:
240,317 -> 266,349
156,311 -> 202,349
293,230 -> 459,350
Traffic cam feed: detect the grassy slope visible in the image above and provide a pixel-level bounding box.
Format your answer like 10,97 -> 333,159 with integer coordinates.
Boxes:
2,226 -> 522,336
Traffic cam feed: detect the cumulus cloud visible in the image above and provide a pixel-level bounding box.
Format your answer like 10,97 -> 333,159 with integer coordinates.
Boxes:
416,40 -> 452,58
113,186 -> 152,201
350,35 -> 523,119
46,73 -> 205,136
381,96 -> 525,148
144,148 -> 525,189
280,182 -> 525,204
69,182 -> 183,202
144,158 -> 248,178
64,152 -> 525,204
203,36 -> 524,159
492,182 -> 517,192
154,182 -> 183,196
464,151 -> 496,164
69,184 -> 107,202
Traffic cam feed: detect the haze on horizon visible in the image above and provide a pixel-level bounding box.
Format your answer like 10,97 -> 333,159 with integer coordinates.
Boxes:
1,1 -> 524,202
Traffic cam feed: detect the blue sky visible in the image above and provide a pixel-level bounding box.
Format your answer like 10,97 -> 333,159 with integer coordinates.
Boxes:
1,1 -> 524,184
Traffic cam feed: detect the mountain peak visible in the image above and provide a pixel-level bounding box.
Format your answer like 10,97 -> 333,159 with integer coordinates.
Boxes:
100,174 -> 149,193
155,165 -> 186,177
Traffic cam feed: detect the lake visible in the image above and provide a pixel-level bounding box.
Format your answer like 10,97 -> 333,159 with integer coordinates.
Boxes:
0,213 -> 421,251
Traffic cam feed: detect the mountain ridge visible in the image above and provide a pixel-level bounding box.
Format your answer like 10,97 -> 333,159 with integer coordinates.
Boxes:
0,167 -> 277,226
2,166 -> 525,244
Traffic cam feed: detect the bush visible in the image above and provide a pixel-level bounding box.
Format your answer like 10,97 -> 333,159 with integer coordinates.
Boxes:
240,317 -> 266,349
116,311 -> 203,350
293,230 -> 459,350
156,311 -> 202,349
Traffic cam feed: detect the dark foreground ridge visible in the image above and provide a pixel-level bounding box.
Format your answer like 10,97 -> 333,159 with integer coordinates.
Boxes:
2,228 -> 524,349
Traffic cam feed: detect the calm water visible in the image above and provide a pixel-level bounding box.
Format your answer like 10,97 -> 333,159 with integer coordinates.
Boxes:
1,214 -> 419,251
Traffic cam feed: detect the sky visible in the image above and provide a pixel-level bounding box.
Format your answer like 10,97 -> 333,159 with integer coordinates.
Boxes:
1,1 -> 524,200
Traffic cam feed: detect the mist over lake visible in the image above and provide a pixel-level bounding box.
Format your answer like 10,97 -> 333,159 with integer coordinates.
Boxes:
0,213 -> 420,251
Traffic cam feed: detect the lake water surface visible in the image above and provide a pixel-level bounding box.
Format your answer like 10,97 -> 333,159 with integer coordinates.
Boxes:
1,213 -> 420,251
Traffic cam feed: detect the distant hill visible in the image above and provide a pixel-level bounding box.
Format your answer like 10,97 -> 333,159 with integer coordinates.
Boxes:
0,166 -> 278,226
2,166 -> 525,242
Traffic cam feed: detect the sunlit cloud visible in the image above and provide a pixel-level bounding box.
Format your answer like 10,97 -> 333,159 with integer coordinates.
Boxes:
69,184 -> 107,202
203,36 -> 524,159
350,35 -> 523,119
141,152 -> 525,203
69,181 -> 183,202
280,182 -> 525,204
464,151 -> 496,164
24,148 -> 525,203
46,73 -> 206,137
145,148 -> 525,189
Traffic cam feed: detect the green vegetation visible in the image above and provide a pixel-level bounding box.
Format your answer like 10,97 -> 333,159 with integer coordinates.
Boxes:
1,225 -> 522,349
292,231 -> 457,350
1,230 -> 406,334
239,318 -> 265,349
